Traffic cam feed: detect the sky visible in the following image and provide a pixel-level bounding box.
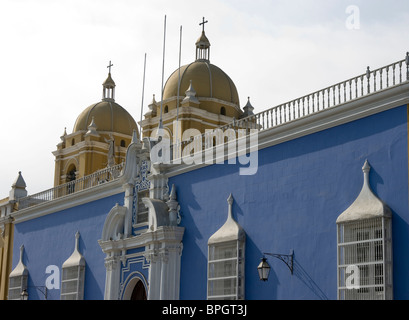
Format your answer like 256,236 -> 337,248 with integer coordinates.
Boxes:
1,0 -> 409,197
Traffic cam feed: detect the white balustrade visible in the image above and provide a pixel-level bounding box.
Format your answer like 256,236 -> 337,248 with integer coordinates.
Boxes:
18,163 -> 124,209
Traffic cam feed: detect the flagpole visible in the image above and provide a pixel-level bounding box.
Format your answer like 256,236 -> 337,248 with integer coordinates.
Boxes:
175,25 -> 182,157
139,53 -> 147,138
158,15 -> 167,135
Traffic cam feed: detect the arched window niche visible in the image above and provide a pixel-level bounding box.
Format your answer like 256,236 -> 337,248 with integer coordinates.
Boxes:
336,160 -> 393,300
207,194 -> 245,300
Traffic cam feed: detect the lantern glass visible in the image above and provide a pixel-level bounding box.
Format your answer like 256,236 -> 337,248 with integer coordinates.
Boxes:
257,258 -> 271,281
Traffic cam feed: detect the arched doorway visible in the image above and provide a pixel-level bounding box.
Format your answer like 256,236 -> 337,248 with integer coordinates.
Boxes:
122,276 -> 148,300
130,280 -> 147,300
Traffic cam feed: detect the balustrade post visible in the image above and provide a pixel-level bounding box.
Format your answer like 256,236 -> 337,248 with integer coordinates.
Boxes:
373,70 -> 377,92
399,61 -> 403,83
366,66 -> 371,94
406,52 -> 409,81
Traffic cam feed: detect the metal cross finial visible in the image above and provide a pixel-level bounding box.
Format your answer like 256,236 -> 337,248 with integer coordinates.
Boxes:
107,60 -> 113,74
199,17 -> 208,32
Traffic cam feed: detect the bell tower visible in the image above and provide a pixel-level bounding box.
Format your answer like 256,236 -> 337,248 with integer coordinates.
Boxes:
53,64 -> 139,187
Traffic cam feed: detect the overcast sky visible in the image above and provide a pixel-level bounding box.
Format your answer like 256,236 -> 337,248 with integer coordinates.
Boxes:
1,0 -> 409,197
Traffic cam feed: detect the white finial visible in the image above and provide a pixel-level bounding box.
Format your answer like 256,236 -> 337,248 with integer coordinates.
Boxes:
170,184 -> 177,200
183,80 -> 199,104
85,116 -> 99,137
208,193 -> 245,245
63,231 -> 85,268
9,244 -> 28,277
19,245 -> 24,261
227,194 -> 233,219
362,159 -> 371,173
362,159 -> 371,185
74,231 -> 80,253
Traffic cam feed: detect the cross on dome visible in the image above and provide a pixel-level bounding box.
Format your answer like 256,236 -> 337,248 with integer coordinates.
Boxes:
103,61 -> 116,101
199,17 -> 208,32
107,60 -> 113,74
196,18 -> 211,61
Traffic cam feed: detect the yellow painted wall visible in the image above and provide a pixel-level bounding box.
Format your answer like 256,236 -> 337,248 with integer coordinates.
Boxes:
0,222 -> 13,300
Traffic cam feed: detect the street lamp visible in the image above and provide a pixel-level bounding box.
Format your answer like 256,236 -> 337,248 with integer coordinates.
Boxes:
20,286 -> 48,300
257,257 -> 271,281
20,289 -> 28,300
258,250 -> 294,281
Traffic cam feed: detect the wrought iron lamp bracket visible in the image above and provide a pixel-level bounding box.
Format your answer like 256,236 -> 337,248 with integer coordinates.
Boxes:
264,250 -> 294,275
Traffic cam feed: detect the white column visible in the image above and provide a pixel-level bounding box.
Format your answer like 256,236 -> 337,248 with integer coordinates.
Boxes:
123,183 -> 134,238
104,254 -> 121,300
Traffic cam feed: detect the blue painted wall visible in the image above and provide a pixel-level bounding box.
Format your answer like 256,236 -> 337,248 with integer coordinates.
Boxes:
10,105 -> 409,300
171,105 -> 409,300
12,193 -> 124,300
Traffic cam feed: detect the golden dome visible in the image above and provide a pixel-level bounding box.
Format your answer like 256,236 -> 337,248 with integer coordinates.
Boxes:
73,100 -> 138,136
163,60 -> 240,106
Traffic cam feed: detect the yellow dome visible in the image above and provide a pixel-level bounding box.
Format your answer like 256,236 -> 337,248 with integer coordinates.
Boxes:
73,100 -> 138,136
163,61 -> 240,106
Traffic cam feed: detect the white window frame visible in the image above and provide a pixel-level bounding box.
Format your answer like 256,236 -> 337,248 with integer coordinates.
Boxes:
60,231 -> 86,300
8,274 -> 28,300
337,217 -> 393,300
207,194 -> 245,300
61,264 -> 86,300
207,240 -> 245,300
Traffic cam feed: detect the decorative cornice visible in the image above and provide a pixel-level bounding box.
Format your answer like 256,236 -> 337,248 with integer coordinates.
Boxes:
98,226 -> 185,254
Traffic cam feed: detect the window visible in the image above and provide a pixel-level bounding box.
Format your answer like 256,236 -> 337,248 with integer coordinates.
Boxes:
66,166 -> 77,194
61,265 -> 85,300
336,161 -> 393,300
220,107 -> 226,116
61,232 -> 85,300
207,194 -> 245,300
208,241 -> 245,300
337,218 -> 392,300
120,140 -> 126,148
136,190 -> 149,224
8,245 -> 28,300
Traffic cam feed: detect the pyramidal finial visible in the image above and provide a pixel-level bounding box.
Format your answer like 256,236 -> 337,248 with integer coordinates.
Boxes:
183,80 -> 199,104
85,116 -> 99,137
243,97 -> 255,117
